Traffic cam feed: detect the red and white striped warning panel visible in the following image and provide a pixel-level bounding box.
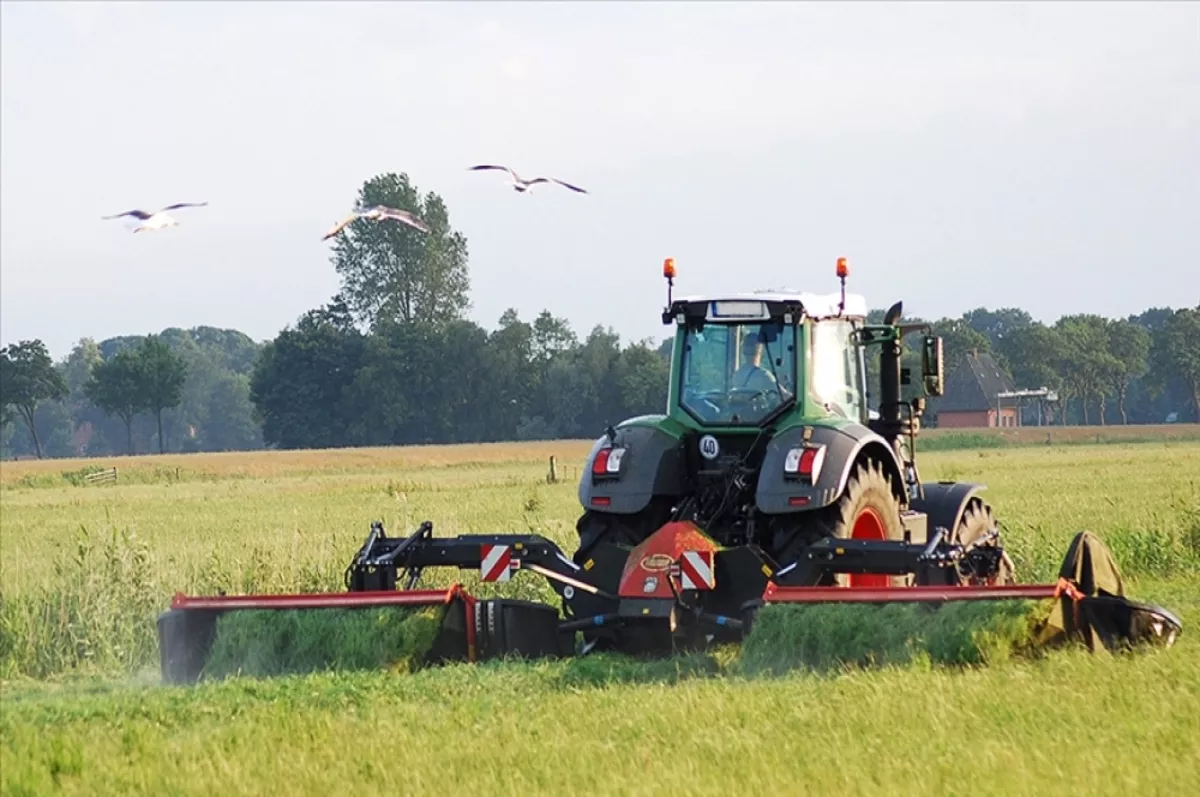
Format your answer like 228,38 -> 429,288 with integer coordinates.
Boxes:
480,544 -> 514,582
679,550 -> 715,590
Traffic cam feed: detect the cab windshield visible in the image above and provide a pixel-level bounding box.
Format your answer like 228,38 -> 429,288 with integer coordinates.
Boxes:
679,321 -> 797,425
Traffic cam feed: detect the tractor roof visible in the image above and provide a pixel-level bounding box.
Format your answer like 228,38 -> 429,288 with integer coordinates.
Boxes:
666,291 -> 869,325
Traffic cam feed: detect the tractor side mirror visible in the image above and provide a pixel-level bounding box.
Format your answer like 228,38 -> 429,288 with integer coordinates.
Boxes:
921,335 -> 945,397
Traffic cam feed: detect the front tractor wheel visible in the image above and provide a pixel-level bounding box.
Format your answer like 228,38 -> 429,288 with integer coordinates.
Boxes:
948,501 -> 1016,586
829,461 -> 908,588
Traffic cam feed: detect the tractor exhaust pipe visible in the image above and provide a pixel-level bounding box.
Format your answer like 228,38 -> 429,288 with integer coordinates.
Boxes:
879,301 -> 904,432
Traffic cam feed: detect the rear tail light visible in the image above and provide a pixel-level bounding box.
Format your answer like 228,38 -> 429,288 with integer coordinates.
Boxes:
592,446 -> 626,475
784,444 -> 825,483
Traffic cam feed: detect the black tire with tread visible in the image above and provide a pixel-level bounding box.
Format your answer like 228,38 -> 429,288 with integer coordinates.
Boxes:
772,460 -> 908,586
940,500 -> 1017,586
572,499 -> 673,566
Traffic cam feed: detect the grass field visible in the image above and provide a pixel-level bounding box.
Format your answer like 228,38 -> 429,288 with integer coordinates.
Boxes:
2,434 -> 1199,796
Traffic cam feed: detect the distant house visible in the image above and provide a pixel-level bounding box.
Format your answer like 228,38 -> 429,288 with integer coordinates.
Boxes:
935,350 -> 1020,429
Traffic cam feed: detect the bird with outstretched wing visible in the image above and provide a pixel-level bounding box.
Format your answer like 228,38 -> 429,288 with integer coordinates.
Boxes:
322,205 -> 431,241
468,164 -> 587,194
101,201 -> 208,232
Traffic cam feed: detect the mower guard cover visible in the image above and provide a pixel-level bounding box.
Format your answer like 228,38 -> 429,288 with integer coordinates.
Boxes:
1034,530 -> 1182,653
156,525 -> 1182,684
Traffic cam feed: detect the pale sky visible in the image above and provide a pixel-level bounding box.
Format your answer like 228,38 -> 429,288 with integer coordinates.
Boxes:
2,1 -> 1197,360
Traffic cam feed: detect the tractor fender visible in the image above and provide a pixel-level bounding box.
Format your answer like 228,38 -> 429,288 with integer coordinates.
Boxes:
578,423 -> 685,515
755,423 -> 905,515
909,481 -> 987,537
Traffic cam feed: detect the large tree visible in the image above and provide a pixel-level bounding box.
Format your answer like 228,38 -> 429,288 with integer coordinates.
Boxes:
85,348 -> 146,454
0,339 -> 68,459
962,307 -> 1033,349
330,172 -> 470,331
1055,315 -> 1120,424
532,311 -> 578,364
1106,319 -> 1151,425
137,335 -> 188,453
613,340 -> 670,417
250,301 -> 367,449
996,323 -> 1065,424
485,309 -> 538,434
1149,306 -> 1200,422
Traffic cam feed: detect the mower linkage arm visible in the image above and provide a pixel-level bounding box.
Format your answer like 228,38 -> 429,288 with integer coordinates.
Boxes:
346,521 -> 601,596
772,527 -> 985,585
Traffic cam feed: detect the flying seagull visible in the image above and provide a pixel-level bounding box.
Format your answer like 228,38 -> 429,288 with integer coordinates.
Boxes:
101,202 -> 208,232
321,205 -> 432,241
468,164 -> 587,194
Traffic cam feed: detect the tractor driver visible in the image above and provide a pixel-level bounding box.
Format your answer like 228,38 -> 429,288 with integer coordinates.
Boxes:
732,331 -> 789,404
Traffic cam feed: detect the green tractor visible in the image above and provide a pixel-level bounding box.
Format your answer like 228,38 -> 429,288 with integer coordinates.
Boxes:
572,257 -> 1014,647
154,256 -> 1184,682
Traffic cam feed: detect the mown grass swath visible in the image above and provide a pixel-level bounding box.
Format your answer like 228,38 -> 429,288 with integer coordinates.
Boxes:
202,605 -> 447,678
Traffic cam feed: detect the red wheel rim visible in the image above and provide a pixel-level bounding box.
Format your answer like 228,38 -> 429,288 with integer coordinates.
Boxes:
848,507 -> 889,588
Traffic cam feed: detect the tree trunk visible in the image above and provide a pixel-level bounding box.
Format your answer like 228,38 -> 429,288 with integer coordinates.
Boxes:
1117,383 -> 1128,425
157,408 -> 165,454
1192,378 -> 1200,424
1097,393 -> 1107,426
1080,394 -> 1090,425
19,405 -> 43,459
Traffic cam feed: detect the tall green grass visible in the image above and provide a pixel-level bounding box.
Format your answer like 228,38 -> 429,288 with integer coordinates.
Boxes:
0,526 -> 161,679
0,523 -> 351,679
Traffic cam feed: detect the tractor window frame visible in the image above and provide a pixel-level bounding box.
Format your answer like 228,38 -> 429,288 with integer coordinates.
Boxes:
677,320 -> 797,427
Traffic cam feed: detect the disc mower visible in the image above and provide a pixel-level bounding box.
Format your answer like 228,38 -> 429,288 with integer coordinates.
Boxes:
156,258 -> 1183,683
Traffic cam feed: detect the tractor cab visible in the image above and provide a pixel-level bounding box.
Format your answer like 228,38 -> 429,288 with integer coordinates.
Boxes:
659,257 -> 945,437
661,259 -> 872,430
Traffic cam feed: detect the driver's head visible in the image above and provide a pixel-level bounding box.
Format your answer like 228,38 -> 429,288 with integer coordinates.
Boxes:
741,332 -> 763,366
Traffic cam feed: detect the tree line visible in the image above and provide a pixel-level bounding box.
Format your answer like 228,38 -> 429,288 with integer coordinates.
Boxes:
869,305 -> 1200,427
3,172 -> 1198,459
1,328 -> 262,459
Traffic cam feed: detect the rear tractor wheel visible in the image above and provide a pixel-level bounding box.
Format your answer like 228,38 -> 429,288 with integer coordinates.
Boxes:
572,498 -> 674,565
829,461 -> 909,588
571,501 -> 675,656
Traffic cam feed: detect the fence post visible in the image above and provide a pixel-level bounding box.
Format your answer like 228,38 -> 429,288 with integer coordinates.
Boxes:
547,455 -> 558,484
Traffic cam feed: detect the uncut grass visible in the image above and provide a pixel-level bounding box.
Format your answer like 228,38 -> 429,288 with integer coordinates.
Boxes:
0,439 -> 596,486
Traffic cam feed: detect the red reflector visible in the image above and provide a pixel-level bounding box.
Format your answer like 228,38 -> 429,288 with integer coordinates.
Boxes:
788,496 -> 809,506
592,496 -> 611,506
592,449 -> 611,475
798,448 -> 818,476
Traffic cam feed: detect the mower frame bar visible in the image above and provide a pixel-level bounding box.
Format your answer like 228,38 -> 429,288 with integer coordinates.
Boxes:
168,587 -> 461,611
762,583 -> 1063,604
